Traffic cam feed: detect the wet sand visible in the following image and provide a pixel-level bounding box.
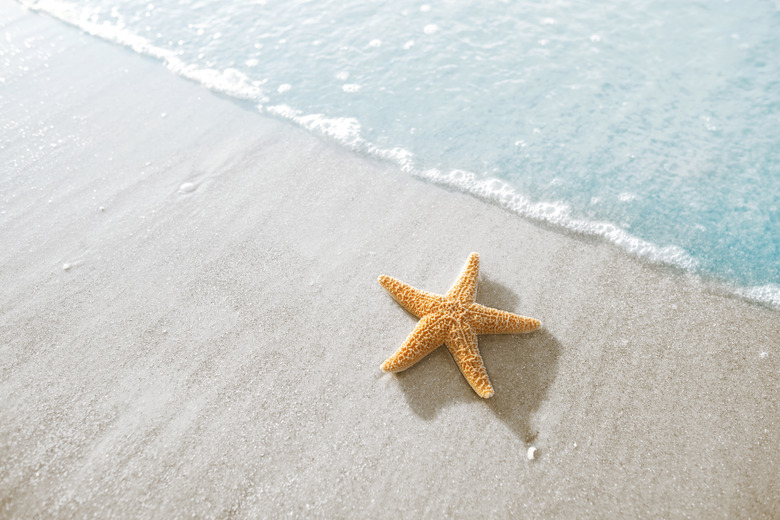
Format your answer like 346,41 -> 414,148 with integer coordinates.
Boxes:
1,4 -> 778,518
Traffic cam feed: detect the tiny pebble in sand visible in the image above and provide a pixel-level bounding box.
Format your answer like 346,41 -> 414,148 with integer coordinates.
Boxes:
527,447 -> 537,460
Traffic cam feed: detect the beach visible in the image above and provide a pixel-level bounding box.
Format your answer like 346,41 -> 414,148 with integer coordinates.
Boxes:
1,4 -> 778,518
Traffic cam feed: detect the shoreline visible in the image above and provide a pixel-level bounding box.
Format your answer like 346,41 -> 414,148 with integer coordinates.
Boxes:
17,1 -> 780,310
2,4 -> 779,519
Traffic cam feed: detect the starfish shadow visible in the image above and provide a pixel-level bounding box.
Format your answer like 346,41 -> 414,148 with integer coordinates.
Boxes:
394,276 -> 561,443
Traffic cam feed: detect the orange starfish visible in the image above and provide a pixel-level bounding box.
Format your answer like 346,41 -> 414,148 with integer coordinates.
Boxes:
379,252 -> 541,398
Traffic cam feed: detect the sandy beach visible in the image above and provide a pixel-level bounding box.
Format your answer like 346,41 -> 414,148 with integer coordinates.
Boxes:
1,4 -> 778,518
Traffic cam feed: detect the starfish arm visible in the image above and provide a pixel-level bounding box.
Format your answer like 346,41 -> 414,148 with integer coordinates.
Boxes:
378,275 -> 443,318
445,252 -> 480,303
467,303 -> 542,335
381,313 -> 451,373
445,323 -> 494,398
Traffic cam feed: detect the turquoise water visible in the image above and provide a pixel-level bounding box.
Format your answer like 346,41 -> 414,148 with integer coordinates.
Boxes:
19,0 -> 780,305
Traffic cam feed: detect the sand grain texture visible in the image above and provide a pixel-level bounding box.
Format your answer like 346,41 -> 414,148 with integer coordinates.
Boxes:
1,4 -> 778,519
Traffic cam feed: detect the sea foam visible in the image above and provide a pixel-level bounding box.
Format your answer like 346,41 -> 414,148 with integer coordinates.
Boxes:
21,0 -> 267,103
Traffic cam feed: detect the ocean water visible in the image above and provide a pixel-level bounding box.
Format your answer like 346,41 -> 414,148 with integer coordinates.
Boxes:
16,0 -> 780,307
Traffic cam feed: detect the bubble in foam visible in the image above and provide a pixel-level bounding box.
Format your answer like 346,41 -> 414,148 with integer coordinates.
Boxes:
268,105 -> 363,148
735,283 -> 780,308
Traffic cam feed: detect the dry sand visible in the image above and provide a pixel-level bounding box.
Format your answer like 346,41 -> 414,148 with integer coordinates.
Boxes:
1,4 -> 778,518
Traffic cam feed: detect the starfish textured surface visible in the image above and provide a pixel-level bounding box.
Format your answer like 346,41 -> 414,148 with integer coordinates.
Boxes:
379,252 -> 541,398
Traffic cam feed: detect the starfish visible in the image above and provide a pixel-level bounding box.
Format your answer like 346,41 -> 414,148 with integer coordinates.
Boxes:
378,252 -> 541,398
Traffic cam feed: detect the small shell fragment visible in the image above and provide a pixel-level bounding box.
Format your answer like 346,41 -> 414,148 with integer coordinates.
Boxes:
526,446 -> 537,460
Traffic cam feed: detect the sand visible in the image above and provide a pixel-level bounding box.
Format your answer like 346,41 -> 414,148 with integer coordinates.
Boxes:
1,4 -> 778,518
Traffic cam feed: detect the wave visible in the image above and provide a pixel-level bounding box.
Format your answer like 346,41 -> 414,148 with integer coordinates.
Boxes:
260,106 -> 780,310
19,0 -> 269,103
266,105 -> 700,272
19,0 -> 780,310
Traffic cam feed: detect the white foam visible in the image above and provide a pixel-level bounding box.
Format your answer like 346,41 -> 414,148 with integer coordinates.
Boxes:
734,284 -> 780,309
262,104 -> 707,276
267,105 -> 364,148
21,0 -> 268,103
414,167 -> 699,272
261,106 -> 780,310
172,62 -> 266,101
260,107 -> 711,277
